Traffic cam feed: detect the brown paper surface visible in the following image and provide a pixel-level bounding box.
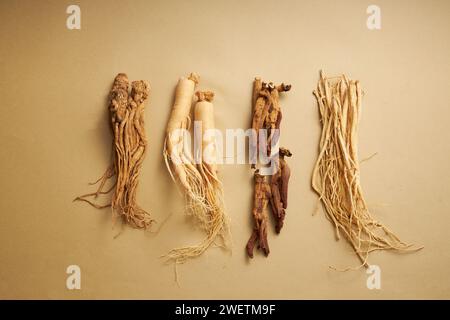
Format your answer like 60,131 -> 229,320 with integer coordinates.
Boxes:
0,0 -> 449,299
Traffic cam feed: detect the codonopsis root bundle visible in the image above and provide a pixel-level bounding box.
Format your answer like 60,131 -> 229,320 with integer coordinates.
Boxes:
312,70 -> 421,267
75,73 -> 152,229
247,77 -> 292,258
163,75 -> 230,263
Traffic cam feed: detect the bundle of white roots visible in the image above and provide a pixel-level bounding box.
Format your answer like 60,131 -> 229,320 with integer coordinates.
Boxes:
163,74 -> 230,263
312,71 -> 421,268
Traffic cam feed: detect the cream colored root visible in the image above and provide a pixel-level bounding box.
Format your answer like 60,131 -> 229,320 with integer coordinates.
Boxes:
162,74 -> 213,259
312,70 -> 422,268
165,183 -> 230,263
163,73 -> 198,191
163,91 -> 231,263
164,205 -> 229,264
163,72 -> 208,214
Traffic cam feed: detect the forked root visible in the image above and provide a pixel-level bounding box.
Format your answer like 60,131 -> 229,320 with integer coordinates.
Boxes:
247,77 -> 292,258
163,84 -> 230,264
75,73 -> 153,230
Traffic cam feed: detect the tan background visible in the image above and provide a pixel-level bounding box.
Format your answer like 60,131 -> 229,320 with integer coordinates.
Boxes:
0,0 -> 449,299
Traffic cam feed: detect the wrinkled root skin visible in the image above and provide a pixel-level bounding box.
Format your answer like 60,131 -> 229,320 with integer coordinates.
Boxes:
246,171 -> 271,258
251,78 -> 291,160
75,73 -> 153,230
110,77 -> 152,229
268,148 -> 292,233
248,77 -> 293,258
270,173 -> 285,233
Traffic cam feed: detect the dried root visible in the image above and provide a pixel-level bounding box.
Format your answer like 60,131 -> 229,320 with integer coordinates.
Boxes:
246,170 -> 271,257
269,147 -> 292,233
247,77 -> 292,258
75,73 -> 153,229
251,78 -> 291,164
312,70 -> 422,268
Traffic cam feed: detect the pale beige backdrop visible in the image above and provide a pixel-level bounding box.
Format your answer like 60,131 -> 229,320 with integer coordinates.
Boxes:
0,0 -> 449,299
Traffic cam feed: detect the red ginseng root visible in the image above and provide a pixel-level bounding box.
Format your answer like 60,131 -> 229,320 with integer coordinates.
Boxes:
247,76 -> 292,258
251,78 -> 291,167
269,147 -> 292,233
246,170 -> 271,258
